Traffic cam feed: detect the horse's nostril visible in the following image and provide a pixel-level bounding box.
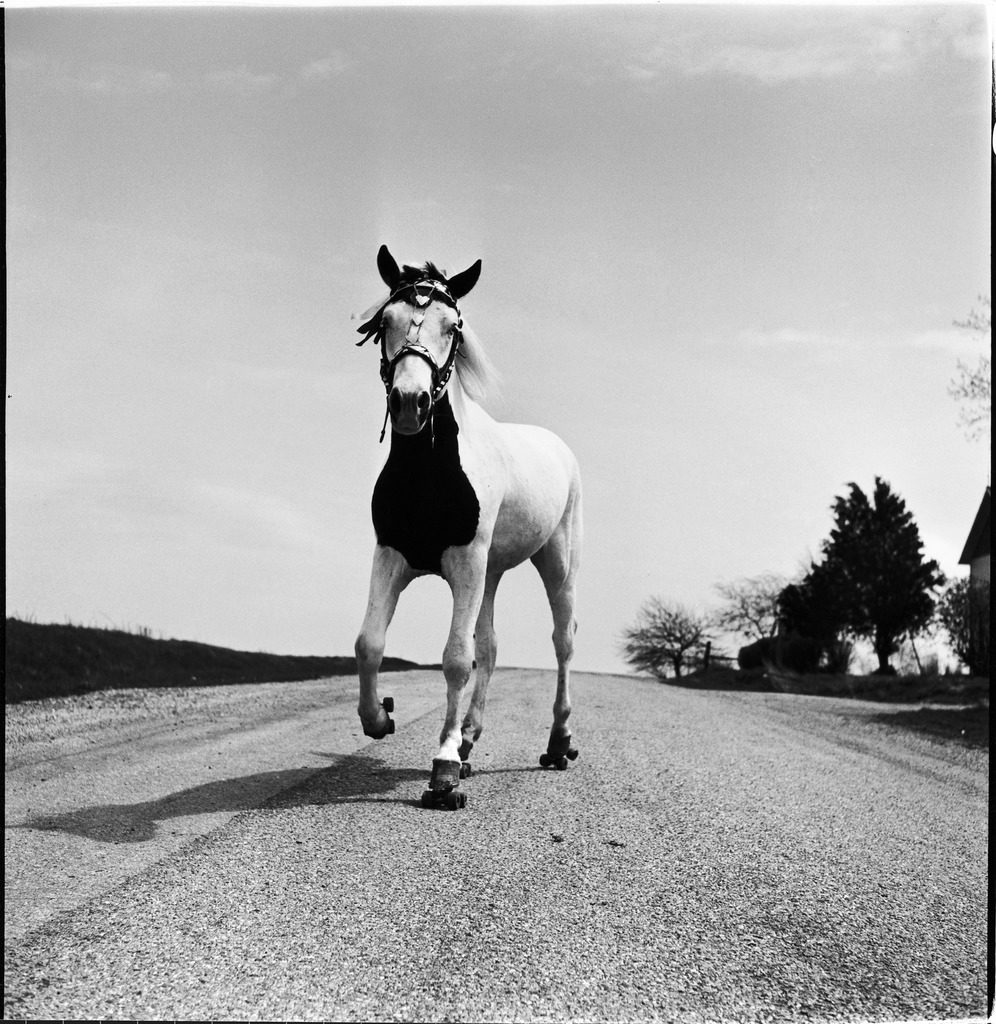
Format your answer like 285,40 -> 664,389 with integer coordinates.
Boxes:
417,391 -> 432,414
389,388 -> 403,416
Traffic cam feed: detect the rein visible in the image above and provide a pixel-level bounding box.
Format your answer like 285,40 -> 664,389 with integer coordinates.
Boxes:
356,278 -> 465,443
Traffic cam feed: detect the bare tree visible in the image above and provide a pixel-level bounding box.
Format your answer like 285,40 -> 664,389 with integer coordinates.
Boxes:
713,573 -> 787,641
620,597 -> 712,680
949,295 -> 991,441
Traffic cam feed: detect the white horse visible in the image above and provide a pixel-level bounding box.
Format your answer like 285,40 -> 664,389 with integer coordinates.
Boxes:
353,245 -> 583,809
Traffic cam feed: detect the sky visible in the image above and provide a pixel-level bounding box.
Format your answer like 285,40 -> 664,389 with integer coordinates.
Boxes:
5,3 -> 992,675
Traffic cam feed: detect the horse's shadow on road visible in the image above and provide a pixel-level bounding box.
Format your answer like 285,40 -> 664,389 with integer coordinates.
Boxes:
20,753 -> 440,845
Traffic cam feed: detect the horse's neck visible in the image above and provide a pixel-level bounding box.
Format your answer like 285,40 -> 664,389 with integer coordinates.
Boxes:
384,381 -> 493,461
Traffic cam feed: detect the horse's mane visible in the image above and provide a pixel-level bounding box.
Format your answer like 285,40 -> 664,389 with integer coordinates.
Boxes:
397,261 -> 448,287
454,321 -> 499,403
355,260 -> 500,403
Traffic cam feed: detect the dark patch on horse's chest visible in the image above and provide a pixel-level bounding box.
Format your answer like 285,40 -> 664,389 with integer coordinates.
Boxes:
372,397 -> 480,573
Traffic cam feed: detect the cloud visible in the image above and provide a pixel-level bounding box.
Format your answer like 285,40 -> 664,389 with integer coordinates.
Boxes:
7,47 -> 345,100
205,65 -> 281,96
5,445 -> 124,498
909,326 -> 991,358
6,446 -> 335,564
627,37 -> 863,86
221,360 -> 365,398
73,65 -> 174,95
623,9 -> 987,86
201,53 -> 353,98
732,326 -> 849,350
687,39 -> 862,84
191,481 -> 336,556
731,323 -> 991,361
6,50 -> 175,95
299,52 -> 351,83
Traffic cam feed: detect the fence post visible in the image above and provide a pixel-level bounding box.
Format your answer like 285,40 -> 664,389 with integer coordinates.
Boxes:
703,641 -> 711,671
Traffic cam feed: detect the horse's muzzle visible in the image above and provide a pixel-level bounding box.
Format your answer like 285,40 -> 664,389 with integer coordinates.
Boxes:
389,386 -> 432,435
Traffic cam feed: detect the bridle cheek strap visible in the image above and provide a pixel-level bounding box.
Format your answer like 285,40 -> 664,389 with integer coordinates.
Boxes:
379,341 -> 449,395
358,278 -> 464,442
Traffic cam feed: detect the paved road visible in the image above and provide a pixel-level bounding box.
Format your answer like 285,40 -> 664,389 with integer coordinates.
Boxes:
4,669 -> 988,1022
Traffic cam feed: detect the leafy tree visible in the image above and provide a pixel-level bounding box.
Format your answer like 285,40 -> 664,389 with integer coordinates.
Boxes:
948,295 -> 991,441
966,582 -> 991,677
937,576 -> 991,677
778,567 -> 853,672
620,598 -> 712,680
784,478 -> 944,674
936,578 -> 973,668
714,573 -> 787,641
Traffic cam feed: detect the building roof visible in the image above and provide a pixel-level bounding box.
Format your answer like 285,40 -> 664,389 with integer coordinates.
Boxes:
958,486 -> 991,564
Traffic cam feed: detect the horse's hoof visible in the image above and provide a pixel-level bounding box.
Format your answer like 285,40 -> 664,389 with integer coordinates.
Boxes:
420,786 -> 467,810
361,709 -> 395,739
539,753 -> 569,770
420,759 -> 465,809
429,758 -> 462,791
540,735 -> 578,769
457,738 -> 474,762
459,761 -> 472,779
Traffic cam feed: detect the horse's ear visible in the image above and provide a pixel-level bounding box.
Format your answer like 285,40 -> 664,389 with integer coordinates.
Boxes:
377,245 -> 401,289
447,259 -> 482,300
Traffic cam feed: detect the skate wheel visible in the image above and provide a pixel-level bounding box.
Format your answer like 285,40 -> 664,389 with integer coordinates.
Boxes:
539,753 -> 552,768
381,697 -> 394,713
420,790 -> 436,809
556,756 -> 568,771
386,717 -> 395,734
567,747 -> 579,761
459,762 -> 472,779
444,790 -> 467,810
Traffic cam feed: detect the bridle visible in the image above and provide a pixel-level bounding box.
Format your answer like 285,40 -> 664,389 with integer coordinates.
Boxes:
356,277 -> 465,442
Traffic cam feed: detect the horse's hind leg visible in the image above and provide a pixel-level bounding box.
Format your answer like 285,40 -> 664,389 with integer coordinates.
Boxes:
532,504 -> 581,770
457,570 -> 503,773
540,579 -> 579,768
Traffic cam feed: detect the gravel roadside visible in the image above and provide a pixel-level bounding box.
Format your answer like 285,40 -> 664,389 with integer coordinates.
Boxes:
5,678 -> 353,766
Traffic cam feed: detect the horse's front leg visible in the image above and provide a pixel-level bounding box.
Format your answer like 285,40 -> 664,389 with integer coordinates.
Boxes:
423,544 -> 487,808
355,545 -> 414,739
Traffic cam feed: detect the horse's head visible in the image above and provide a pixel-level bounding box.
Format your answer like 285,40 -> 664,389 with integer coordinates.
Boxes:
357,245 -> 482,437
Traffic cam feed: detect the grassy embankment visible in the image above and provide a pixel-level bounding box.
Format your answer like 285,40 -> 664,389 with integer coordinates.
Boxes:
4,619 -> 419,704
670,665 -> 989,748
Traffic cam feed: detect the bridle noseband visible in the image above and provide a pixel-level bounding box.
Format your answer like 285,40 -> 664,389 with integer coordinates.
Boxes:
356,277 -> 465,442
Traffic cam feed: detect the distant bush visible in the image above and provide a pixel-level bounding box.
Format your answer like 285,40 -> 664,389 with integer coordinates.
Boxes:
737,633 -> 820,674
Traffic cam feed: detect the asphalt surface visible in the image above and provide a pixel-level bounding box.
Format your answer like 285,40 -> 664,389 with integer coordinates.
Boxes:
4,669 -> 989,1022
